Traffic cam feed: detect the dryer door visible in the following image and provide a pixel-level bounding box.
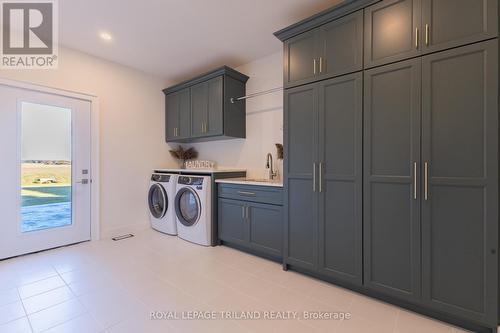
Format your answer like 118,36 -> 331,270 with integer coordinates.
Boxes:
148,183 -> 168,219
175,187 -> 201,226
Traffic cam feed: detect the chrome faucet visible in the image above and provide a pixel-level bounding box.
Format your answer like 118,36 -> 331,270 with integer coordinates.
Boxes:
266,153 -> 277,180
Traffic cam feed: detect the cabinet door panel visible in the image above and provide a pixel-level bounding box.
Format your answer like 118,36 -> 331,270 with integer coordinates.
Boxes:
218,198 -> 247,246
319,10 -> 363,79
364,58 -> 421,301
318,73 -> 362,284
207,76 -> 223,136
165,92 -> 179,141
421,40 -> 498,325
178,88 -> 191,139
284,30 -> 318,88
422,0 -> 498,54
365,0 -> 422,68
248,203 -> 282,258
190,81 -> 208,137
284,84 -> 318,270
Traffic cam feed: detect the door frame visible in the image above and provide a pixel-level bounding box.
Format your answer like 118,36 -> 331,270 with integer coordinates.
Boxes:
0,77 -> 101,241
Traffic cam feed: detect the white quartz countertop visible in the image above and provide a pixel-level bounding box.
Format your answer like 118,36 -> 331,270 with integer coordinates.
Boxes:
154,168 -> 246,174
215,178 -> 283,188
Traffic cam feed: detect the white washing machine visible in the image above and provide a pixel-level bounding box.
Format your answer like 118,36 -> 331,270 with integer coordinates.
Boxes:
148,173 -> 178,235
174,175 -> 212,246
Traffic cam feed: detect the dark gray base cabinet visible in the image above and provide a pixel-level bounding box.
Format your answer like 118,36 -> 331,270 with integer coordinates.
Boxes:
218,184 -> 283,260
163,66 -> 248,143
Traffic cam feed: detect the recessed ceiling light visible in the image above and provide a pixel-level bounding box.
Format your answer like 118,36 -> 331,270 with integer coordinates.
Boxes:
99,32 -> 112,41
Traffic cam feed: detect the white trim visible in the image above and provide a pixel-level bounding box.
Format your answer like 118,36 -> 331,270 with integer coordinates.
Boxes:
0,77 -> 101,241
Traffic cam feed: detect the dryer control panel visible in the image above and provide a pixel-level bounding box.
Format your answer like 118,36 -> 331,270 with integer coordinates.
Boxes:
178,176 -> 205,186
151,174 -> 171,182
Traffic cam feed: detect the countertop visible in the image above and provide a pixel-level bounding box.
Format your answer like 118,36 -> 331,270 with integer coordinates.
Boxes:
154,168 -> 246,175
215,178 -> 283,188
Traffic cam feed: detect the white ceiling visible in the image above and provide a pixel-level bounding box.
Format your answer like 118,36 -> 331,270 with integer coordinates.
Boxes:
59,0 -> 343,82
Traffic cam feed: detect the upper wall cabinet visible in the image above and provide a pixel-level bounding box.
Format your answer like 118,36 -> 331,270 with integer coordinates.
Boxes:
163,66 -> 248,143
365,0 -> 498,68
421,0 -> 498,54
283,10 -> 363,88
364,0 -> 422,69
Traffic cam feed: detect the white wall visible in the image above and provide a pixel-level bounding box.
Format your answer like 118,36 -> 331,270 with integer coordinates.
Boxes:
190,51 -> 284,180
0,47 -> 176,237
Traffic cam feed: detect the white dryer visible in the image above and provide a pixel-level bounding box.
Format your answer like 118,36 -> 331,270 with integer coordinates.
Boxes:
174,175 -> 212,246
148,173 -> 178,235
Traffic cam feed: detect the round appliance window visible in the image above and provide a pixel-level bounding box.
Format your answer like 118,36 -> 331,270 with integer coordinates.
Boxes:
175,188 -> 201,227
148,184 -> 167,219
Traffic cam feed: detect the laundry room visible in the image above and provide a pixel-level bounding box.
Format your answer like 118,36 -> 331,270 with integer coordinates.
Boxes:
0,1 -> 498,333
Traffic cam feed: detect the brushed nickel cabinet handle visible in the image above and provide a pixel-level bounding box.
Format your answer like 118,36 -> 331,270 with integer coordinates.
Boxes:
242,206 -> 245,219
237,191 -> 256,196
413,162 -> 417,200
246,206 -> 250,220
425,24 -> 429,46
415,27 -> 419,49
313,59 -> 317,75
424,162 -> 429,200
319,162 -> 323,193
313,162 -> 316,192
319,57 -> 323,74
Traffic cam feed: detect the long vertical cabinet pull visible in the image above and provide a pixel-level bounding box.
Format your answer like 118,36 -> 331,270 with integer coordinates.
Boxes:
242,206 -> 246,219
319,162 -> 323,193
313,163 -> 317,192
313,59 -> 317,75
415,27 -> 419,49
413,162 -> 418,199
319,57 -> 323,74
424,162 -> 429,200
425,24 -> 430,46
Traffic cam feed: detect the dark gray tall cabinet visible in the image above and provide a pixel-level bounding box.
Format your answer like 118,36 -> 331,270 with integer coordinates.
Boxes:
275,0 -> 499,332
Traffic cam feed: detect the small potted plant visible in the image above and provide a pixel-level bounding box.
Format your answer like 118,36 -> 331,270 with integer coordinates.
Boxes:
169,146 -> 198,169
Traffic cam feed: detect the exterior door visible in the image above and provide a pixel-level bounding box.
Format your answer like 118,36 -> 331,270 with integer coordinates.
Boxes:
421,0 -> 498,54
317,73 -> 363,285
0,85 -> 92,259
284,84 -> 318,270
364,0 -> 422,68
363,58 -> 422,301
421,40 -> 498,325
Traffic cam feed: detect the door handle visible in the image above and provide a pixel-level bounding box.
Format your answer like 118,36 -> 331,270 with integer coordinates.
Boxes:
413,162 -> 417,200
313,59 -> 317,75
415,27 -> 419,49
76,179 -> 89,185
319,162 -> 323,193
424,162 -> 429,200
425,24 -> 430,46
313,162 -> 317,192
319,57 -> 323,74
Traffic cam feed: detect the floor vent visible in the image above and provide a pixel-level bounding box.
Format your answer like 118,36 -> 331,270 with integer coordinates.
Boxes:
112,234 -> 134,241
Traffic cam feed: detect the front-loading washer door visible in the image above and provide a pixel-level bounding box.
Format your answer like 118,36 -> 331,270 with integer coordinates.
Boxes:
175,187 -> 201,227
149,183 -> 168,219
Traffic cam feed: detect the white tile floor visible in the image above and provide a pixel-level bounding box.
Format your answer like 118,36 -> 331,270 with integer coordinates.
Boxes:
0,230 -> 480,333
